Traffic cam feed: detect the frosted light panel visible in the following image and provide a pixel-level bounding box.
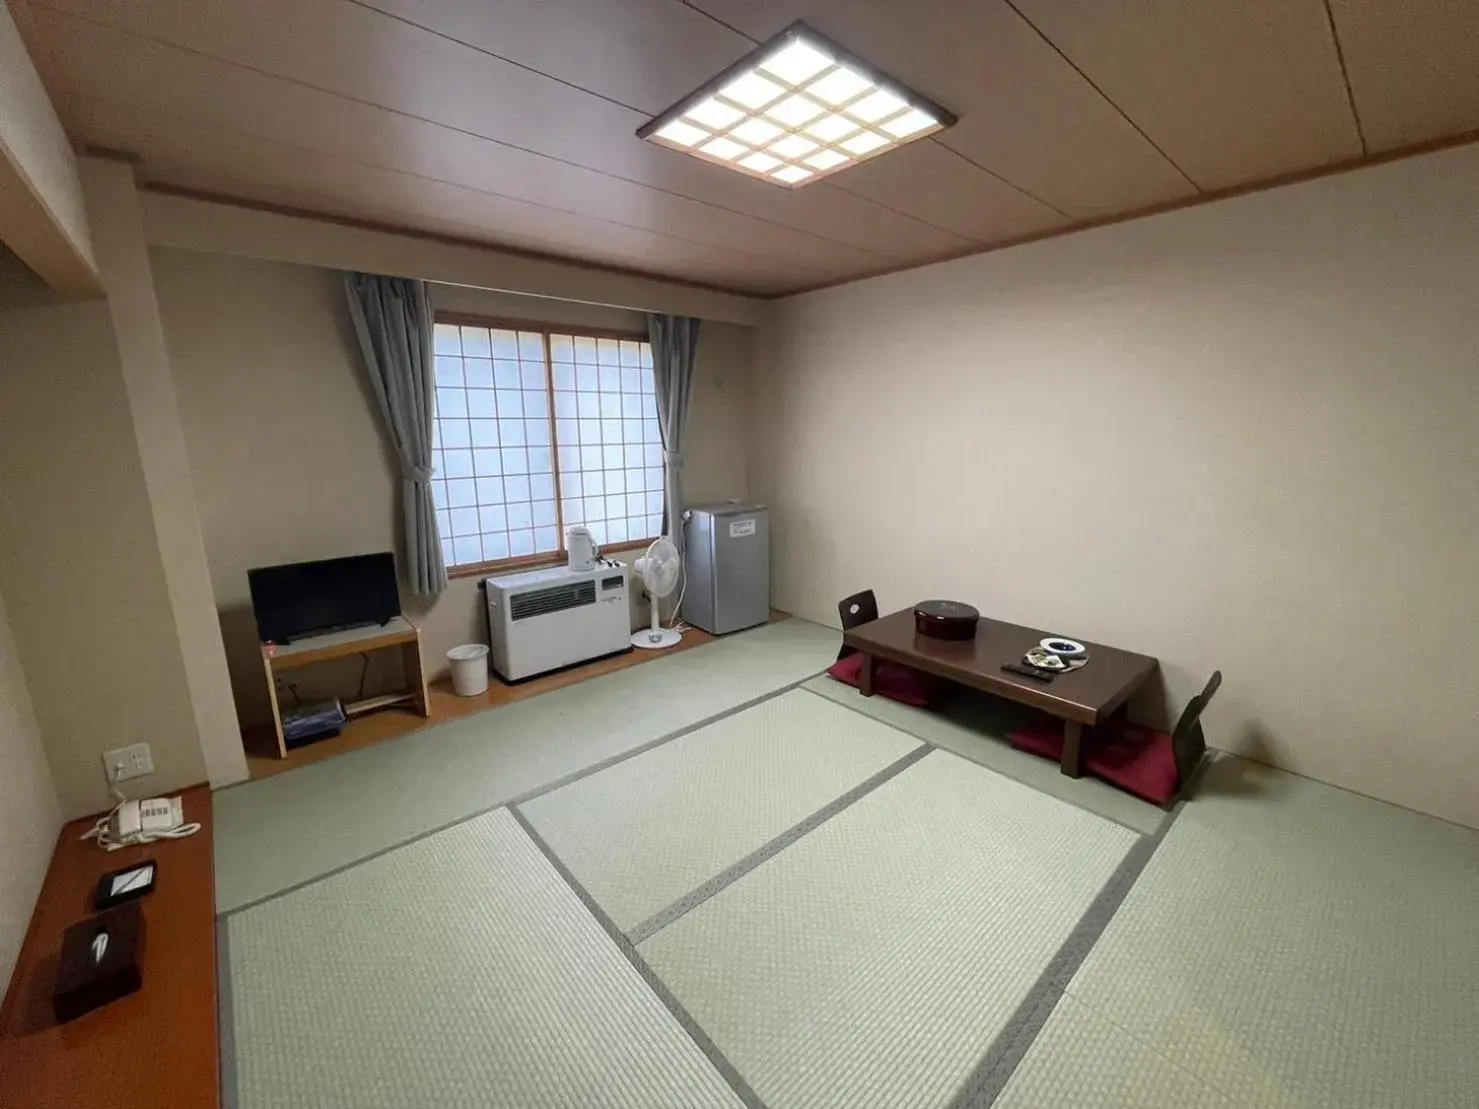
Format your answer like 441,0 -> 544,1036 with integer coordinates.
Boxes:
638,24 -> 953,187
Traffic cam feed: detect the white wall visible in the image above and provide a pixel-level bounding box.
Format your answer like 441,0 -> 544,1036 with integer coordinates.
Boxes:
753,141 -> 1479,830
150,248 -> 753,730
0,582 -> 60,992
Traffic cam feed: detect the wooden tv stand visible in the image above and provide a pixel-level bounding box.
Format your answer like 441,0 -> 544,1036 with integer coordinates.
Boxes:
260,615 -> 430,758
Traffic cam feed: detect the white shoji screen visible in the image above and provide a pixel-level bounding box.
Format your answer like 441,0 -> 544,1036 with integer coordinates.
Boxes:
549,334 -> 664,548
431,322 -> 557,568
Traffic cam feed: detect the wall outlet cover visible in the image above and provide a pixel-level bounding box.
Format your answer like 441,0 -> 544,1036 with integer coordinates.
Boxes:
102,743 -> 153,783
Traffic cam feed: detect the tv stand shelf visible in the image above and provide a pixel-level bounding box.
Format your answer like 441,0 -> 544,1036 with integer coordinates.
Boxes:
260,615 -> 430,758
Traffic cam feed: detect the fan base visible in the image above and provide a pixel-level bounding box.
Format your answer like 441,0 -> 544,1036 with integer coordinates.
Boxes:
632,627 -> 683,651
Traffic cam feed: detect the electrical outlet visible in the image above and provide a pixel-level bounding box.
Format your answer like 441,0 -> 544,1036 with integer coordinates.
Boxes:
102,743 -> 153,783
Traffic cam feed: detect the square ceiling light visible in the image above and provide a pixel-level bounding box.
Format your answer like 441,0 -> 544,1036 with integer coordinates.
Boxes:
637,22 -> 956,188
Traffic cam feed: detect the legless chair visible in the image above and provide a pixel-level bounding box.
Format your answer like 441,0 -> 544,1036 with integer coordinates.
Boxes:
835,589 -> 880,661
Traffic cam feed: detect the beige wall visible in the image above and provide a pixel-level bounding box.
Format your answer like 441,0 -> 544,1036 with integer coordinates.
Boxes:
753,141 -> 1479,830
151,248 -> 753,730
0,299 -> 206,818
142,192 -> 761,326
0,582 -> 60,991
80,160 -> 247,789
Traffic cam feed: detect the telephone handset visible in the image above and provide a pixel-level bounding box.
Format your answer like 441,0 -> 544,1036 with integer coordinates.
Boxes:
85,794 -> 199,851
113,797 -> 184,841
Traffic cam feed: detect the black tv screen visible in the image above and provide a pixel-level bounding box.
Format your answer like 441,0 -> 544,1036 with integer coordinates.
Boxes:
247,552 -> 401,644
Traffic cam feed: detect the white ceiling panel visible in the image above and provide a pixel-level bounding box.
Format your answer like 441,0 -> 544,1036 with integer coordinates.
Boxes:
1328,0 -> 1479,151
27,0 -> 969,261
22,6 -> 881,287
11,0 -> 1479,294
686,0 -> 1198,217
1007,0 -> 1362,188
835,141 -> 1070,245
60,98 -> 814,294
355,0 -> 751,115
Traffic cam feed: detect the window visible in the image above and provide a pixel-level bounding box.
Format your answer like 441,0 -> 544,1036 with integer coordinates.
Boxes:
431,318 -> 664,572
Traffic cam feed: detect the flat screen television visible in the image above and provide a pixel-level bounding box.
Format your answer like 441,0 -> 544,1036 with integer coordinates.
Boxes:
247,552 -> 401,644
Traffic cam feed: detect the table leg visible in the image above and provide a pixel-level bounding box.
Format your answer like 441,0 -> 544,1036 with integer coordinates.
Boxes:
858,652 -> 877,697
1061,721 -> 1085,778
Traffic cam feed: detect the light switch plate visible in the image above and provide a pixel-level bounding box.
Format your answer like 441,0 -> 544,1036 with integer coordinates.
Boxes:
102,743 -> 153,783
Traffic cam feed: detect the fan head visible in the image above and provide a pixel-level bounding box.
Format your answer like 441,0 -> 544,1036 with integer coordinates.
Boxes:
635,537 -> 681,597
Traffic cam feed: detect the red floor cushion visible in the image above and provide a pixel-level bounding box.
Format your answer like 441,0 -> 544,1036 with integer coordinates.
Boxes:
1008,721 -> 1180,806
826,653 -> 942,708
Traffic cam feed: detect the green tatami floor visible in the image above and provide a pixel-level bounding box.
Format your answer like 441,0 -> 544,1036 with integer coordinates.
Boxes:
216,619 -> 1479,1108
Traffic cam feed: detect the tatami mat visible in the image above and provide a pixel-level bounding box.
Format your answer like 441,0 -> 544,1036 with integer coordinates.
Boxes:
994,994 -> 1236,1109
638,750 -> 1139,1109
215,618 -> 838,912
803,677 -> 1168,835
520,689 -> 922,932
1062,757 -> 1479,1108
224,809 -> 745,1109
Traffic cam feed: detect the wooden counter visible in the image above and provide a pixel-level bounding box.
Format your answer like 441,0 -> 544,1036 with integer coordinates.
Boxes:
0,785 -> 218,1108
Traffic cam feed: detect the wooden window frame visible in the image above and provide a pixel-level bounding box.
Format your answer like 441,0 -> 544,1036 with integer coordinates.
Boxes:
433,312 -> 660,580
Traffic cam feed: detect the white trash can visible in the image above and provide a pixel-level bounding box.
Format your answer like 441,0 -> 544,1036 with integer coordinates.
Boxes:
447,643 -> 490,697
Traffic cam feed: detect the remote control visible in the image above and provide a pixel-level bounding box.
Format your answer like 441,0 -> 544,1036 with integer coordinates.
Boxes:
1002,662 -> 1055,683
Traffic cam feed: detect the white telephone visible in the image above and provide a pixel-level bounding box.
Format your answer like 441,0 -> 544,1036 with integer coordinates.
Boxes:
85,795 -> 199,851
114,797 -> 184,841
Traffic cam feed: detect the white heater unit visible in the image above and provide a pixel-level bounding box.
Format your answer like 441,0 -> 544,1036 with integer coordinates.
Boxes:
484,563 -> 630,681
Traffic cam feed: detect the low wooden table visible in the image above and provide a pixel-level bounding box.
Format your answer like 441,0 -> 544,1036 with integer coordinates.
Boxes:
844,609 -> 1159,777
0,786 -> 218,1107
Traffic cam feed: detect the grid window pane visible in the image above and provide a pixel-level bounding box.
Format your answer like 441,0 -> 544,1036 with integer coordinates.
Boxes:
453,535 -> 482,565
435,356 -> 463,387
440,420 -> 471,449
460,327 -> 491,356
434,321 -> 659,568
432,326 -> 558,567
463,359 -> 494,389
551,333 -> 659,546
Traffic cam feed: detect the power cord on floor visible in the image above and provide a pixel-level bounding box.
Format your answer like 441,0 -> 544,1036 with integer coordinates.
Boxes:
665,563 -> 689,634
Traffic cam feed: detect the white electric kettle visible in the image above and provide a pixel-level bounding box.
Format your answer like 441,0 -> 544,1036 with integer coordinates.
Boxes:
567,526 -> 597,571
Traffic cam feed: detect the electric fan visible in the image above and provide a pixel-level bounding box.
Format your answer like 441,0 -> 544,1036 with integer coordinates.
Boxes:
632,537 -> 683,650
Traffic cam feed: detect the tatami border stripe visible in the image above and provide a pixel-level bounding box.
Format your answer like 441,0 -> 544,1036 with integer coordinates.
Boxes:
217,919 -> 240,1109
626,742 -> 933,944
946,757 -> 1214,1108
505,671 -> 828,809
796,682 -> 1169,838
217,669 -> 829,919
508,806 -> 770,1109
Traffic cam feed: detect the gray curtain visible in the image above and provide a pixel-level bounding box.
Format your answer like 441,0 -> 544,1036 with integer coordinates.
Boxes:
646,314 -> 702,555
344,273 -> 447,596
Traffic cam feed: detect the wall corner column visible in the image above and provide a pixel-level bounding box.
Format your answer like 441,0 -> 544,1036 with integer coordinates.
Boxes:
78,157 -> 248,789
